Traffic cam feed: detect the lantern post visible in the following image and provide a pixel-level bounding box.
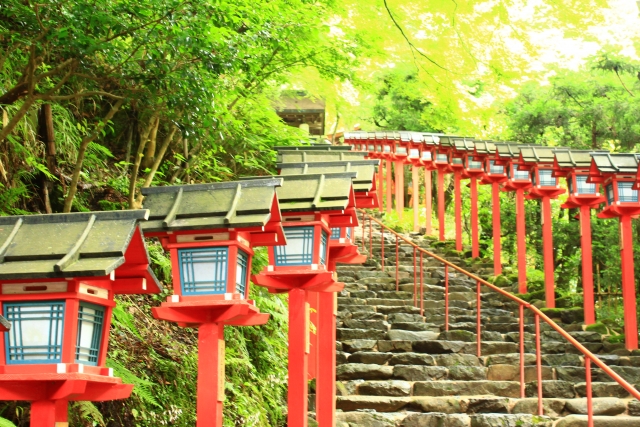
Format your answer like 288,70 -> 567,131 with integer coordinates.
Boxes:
0,211 -> 161,426
449,138 -> 475,252
518,147 -> 566,308
433,136 -> 463,242
494,143 -> 533,292
473,141 -> 507,275
421,134 -> 439,236
456,138 -> 484,258
553,149 -> 606,324
376,132 -> 395,214
587,153 -> 640,349
248,172 -> 358,427
277,159 -> 373,425
141,179 -> 285,427
406,132 -> 425,232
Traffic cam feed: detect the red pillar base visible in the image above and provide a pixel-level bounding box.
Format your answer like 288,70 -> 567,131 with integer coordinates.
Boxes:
288,288 -> 309,427
438,171 -> 445,241
541,197 -> 555,308
620,216 -> 638,350
315,292 -> 336,427
492,183 -> 502,276
580,205 -> 596,325
196,323 -> 224,427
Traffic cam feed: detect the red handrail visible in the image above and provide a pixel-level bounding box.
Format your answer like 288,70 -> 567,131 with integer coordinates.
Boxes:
358,210 -> 640,424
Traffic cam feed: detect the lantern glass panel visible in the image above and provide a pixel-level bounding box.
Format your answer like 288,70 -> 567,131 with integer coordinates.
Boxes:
436,153 -> 448,162
236,250 -> 249,296
346,227 -> 352,240
513,165 -> 530,181
618,182 -> 638,202
4,301 -> 65,364
330,227 -> 341,240
274,227 -> 314,266
422,151 -> 432,160
606,184 -> 615,205
488,160 -> 504,175
179,247 -> 228,295
320,231 -> 328,265
452,157 -> 463,165
409,148 -> 420,158
538,169 -> 556,186
75,303 -> 104,366
576,175 -> 596,194
396,146 -> 407,155
468,156 -> 482,170
368,145 -> 375,151
383,146 -> 391,153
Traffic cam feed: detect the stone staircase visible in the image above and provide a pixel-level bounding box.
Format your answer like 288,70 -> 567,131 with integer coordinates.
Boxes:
332,223 -> 640,427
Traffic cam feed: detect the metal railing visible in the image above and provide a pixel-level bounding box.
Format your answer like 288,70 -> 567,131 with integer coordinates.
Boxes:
359,209 -> 640,426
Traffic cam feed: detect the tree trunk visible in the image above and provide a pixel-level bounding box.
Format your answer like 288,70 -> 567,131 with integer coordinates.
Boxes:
128,115 -> 158,208
134,125 -> 179,207
142,118 -> 160,170
37,104 -> 56,213
63,99 -> 124,212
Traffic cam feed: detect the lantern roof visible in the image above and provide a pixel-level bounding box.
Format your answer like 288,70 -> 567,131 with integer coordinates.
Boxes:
589,152 -> 640,174
495,143 -> 530,159
0,210 -> 157,283
422,134 -> 440,145
410,132 -> 424,143
453,138 -> 475,152
438,135 -> 468,148
277,160 -> 378,193
277,150 -> 367,163
274,145 -> 353,152
553,148 -> 606,170
399,131 -> 412,142
344,131 -> 368,140
141,178 -> 283,232
473,140 -> 496,155
242,172 -> 357,213
519,146 -> 557,165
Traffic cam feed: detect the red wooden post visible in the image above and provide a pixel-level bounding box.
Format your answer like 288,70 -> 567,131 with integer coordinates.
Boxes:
316,291 -> 336,427
492,182 -> 502,276
444,265 -> 449,331
288,288 -> 309,427
386,159 -> 393,213
425,168 -> 433,235
413,166 -> 420,232
454,172 -> 462,251
476,280 -> 481,357
516,188 -> 527,293
586,356 -> 594,427
541,196 -> 555,308
535,313 -> 543,415
620,215 -> 638,350
470,177 -> 479,258
438,171 -> 445,241
378,160 -> 385,212
580,205 -> 596,324
307,291 -> 318,380
519,304 -> 525,398
196,323 -> 225,427
31,401 -> 56,427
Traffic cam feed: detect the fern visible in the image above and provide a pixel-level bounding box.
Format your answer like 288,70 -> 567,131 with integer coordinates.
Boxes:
106,358 -> 162,409
72,402 -> 105,427
111,302 -> 142,340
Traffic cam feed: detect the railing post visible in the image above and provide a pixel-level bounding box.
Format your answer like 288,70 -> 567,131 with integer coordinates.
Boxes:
381,227 -> 385,269
519,304 -> 525,399
368,218 -> 373,257
444,265 -> 449,331
586,356 -> 594,427
395,236 -> 399,291
419,252 -> 424,316
361,214 -> 366,252
476,280 -> 481,357
535,313 -> 543,416
413,247 -> 417,307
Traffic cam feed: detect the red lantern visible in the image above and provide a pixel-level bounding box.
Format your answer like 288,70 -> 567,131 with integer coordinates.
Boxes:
0,211 -> 161,426
587,153 -> 640,350
141,179 -> 285,427
249,172 -> 358,427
